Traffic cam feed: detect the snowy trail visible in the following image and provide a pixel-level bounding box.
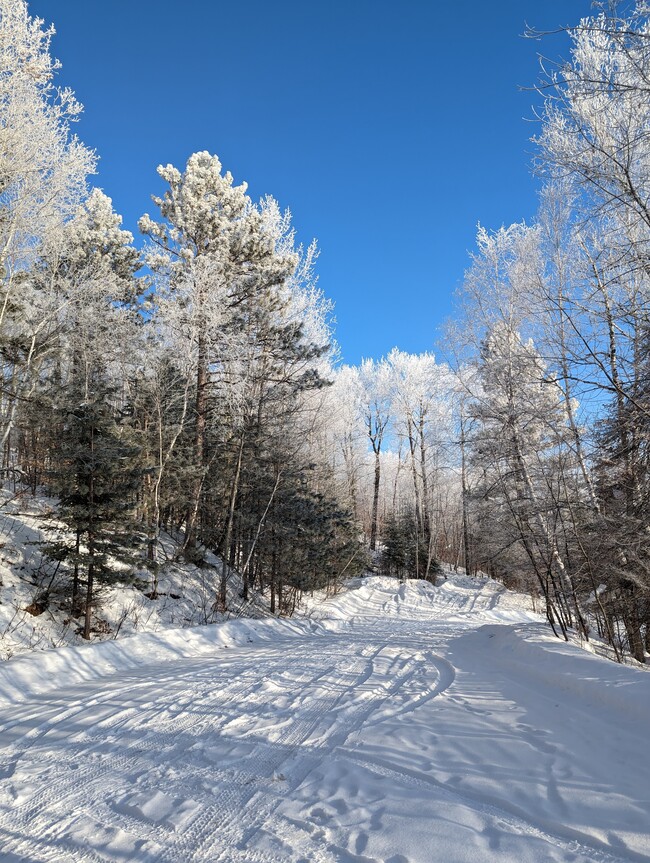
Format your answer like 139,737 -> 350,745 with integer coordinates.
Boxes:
0,576 -> 648,862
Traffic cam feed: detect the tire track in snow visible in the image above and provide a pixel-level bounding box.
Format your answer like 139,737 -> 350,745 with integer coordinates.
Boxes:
106,653 -> 349,855
0,643 -> 364,861
0,650 -> 323,861
197,647 -> 432,863
154,643 -> 381,863
360,649 -> 455,728
157,643 -> 428,863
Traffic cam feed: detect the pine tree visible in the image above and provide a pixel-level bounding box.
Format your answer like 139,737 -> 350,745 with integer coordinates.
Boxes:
139,152 -> 298,555
381,509 -> 442,582
43,379 -> 143,639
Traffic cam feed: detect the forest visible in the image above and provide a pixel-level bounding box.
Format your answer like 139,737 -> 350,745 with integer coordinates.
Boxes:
1,0 -> 649,663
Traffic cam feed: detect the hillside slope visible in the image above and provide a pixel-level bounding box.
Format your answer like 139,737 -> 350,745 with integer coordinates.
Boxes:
0,495 -> 268,661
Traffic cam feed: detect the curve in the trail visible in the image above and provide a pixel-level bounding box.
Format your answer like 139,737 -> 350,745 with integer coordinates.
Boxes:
0,632 -> 446,863
0,575 -> 647,863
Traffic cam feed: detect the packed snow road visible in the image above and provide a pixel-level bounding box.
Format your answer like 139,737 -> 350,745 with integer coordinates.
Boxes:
0,576 -> 648,863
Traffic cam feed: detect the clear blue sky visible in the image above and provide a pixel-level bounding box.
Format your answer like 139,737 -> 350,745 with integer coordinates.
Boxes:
31,1 -> 594,365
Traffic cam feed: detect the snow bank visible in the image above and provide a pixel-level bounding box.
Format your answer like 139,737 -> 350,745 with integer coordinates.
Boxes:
450,623 -> 650,722
0,615 -> 325,707
0,498 -> 273,661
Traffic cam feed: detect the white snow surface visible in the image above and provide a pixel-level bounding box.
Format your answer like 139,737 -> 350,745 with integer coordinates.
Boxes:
0,574 -> 648,863
0,496 -> 270,661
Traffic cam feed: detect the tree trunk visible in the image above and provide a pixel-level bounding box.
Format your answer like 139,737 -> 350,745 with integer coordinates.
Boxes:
72,528 -> 81,614
460,414 -> 473,576
219,432 -> 245,609
184,327 -> 208,553
83,559 -> 94,641
370,448 -> 381,552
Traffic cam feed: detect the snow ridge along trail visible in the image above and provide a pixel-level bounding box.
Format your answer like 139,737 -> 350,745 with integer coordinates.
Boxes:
0,575 -> 648,863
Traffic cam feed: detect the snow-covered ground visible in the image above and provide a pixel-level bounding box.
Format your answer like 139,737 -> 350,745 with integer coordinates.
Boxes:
0,574 -> 648,863
0,495 -> 268,660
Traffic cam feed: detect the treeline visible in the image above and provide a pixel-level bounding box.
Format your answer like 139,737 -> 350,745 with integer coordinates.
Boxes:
2,1 -> 650,663
0,2 -> 363,637
451,6 -> 650,662
322,352 -> 458,582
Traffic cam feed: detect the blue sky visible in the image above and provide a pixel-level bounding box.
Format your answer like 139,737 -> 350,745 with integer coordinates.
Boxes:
31,0 -> 594,365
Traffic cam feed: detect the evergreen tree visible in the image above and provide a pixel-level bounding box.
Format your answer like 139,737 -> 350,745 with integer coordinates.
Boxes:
43,379 -> 143,639
139,152 -> 299,554
381,509 -> 442,582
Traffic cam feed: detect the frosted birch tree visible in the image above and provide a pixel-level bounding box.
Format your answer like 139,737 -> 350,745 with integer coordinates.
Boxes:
358,358 -> 392,552
0,0 -> 93,464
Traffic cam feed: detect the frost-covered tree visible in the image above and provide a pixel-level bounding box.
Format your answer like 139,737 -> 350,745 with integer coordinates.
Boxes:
467,321 -> 587,637
325,365 -> 367,522
0,0 -> 93,269
536,5 -> 650,268
0,0 -> 94,462
386,348 -> 453,579
449,222 -> 591,635
140,152 -> 301,555
35,190 -> 143,631
140,152 -> 342,614
358,358 -> 392,552
529,4 -> 650,658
